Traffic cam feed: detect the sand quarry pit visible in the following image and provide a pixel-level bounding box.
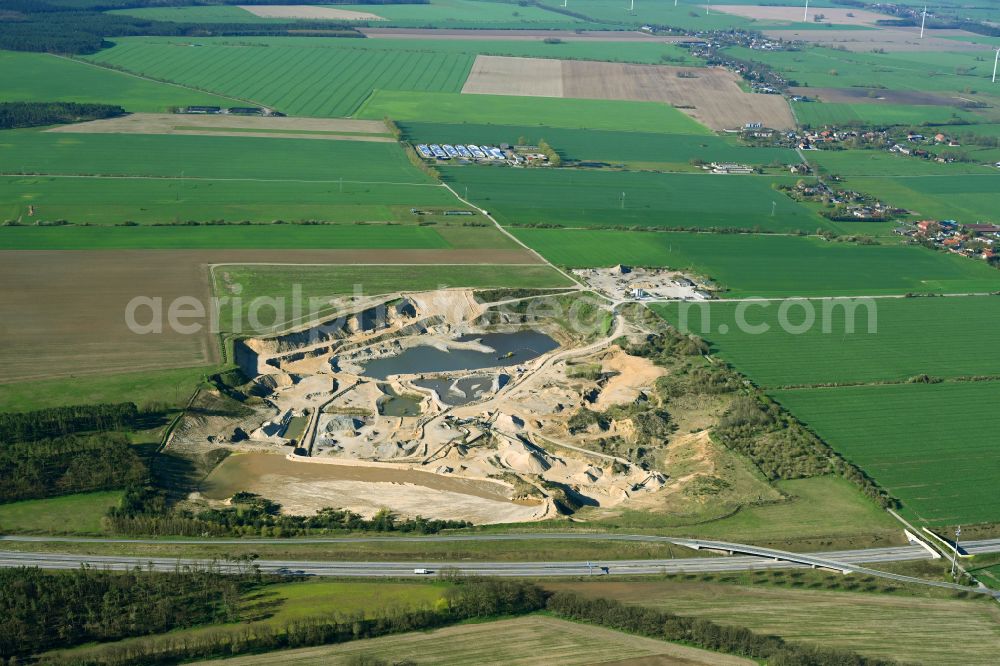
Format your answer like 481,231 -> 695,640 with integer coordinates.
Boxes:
48,113 -> 395,143
709,5 -> 892,26
238,5 -> 385,21
461,55 -> 795,131
167,287 -> 719,524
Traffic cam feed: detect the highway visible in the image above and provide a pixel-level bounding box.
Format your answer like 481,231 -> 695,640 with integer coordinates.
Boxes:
2,533 -> 999,595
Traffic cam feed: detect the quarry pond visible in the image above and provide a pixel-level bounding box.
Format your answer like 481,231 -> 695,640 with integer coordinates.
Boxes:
361,330 -> 559,380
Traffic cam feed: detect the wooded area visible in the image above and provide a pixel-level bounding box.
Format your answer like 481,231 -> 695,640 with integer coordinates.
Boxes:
0,102 -> 124,130
0,402 -> 138,442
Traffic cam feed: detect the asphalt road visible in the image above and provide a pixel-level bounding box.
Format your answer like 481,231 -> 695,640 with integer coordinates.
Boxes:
2,534 -> 998,594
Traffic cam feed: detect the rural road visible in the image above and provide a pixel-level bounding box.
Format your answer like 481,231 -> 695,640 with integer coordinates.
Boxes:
3,534 -> 999,594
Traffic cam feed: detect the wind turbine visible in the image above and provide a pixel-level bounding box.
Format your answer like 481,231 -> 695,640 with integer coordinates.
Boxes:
562,0 -> 567,7
919,5 -> 927,39
628,0 -> 634,12
803,0 -> 809,23
994,47 -> 1000,83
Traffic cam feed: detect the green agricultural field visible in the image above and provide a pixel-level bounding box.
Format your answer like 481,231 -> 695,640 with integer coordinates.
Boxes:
114,0 -> 596,29
771,381 -> 1000,526
402,121 -> 799,167
0,365 -> 213,413
512,228 -> 1000,296
86,37 -> 475,117
794,102 -> 982,128
0,175 -> 459,225
730,46 -> 1000,102
806,149 -> 997,177
0,130 -> 430,182
652,296 -> 1000,388
0,491 -> 123,535
546,578 -> 1000,665
839,174 -> 1000,223
214,263 -> 573,332
358,90 -> 712,133
0,51 -> 234,112
447,168 -> 823,232
0,224 -> 453,250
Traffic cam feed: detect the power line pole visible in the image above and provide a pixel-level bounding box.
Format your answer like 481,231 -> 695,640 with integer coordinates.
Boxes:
620,191 -> 626,209
951,525 -> 962,578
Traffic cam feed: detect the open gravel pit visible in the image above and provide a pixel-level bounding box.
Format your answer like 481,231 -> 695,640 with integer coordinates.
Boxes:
201,453 -> 543,523
360,331 -> 558,380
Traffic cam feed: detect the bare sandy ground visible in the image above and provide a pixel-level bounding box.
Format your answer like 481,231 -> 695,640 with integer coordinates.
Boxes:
711,5 -> 891,26
361,27 -> 705,42
201,452 -> 544,523
0,249 -> 541,383
767,27 -> 993,52
48,113 -> 394,143
238,5 -> 385,21
461,55 -> 796,130
594,349 -> 666,410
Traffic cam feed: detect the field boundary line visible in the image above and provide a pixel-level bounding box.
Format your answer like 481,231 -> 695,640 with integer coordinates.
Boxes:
0,173 -> 442,187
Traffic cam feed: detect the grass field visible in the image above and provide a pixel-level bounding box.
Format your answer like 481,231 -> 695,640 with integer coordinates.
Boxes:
838,174 -> 1000,224
113,0 -> 596,29
795,101 -> 983,128
183,616 -> 750,666
447,169 -> 823,232
545,579 -> 1000,665
807,149 -> 998,177
512,229 -> 1000,296
0,129 -> 431,183
730,46 -> 1000,102
402,121 -> 799,167
772,381 -> 1000,526
652,296 -> 1000,387
213,263 -> 574,332
87,37 -> 475,117
0,176 -> 461,225
0,491 -> 122,534
358,90 -> 713,133
0,365 -> 212,412
0,51 -> 234,112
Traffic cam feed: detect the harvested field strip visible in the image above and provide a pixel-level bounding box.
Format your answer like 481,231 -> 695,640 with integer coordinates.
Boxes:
651,296 -> 1000,387
213,263 -> 573,333
358,90 -> 708,133
445,167 -> 825,232
184,616 -> 753,666
545,580 -> 1000,665
401,121 -> 799,165
511,229 -> 1000,297
85,38 -> 475,117
459,55 -> 795,130
711,5 -> 892,26
771,381 -> 1000,526
237,5 -> 386,20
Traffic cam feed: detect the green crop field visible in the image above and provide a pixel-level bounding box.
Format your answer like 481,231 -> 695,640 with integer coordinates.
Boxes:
772,381 -> 1000,526
0,51 -> 234,112
652,296 -> 1000,388
447,168 -> 823,232
402,121 -> 798,167
512,228 -> 1000,296
0,491 -> 124,535
839,174 -> 1000,224
86,37 -> 475,117
114,0 -> 596,29
807,149 -> 997,177
794,102 -> 982,128
0,130 -> 429,182
214,263 -> 573,332
358,90 -> 712,133
730,46 -> 1000,101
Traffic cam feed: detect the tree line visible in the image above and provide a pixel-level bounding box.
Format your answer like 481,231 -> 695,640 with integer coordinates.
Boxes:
106,489 -> 472,537
0,102 -> 125,130
0,432 -> 147,503
0,564 -> 250,662
0,401 -> 138,442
